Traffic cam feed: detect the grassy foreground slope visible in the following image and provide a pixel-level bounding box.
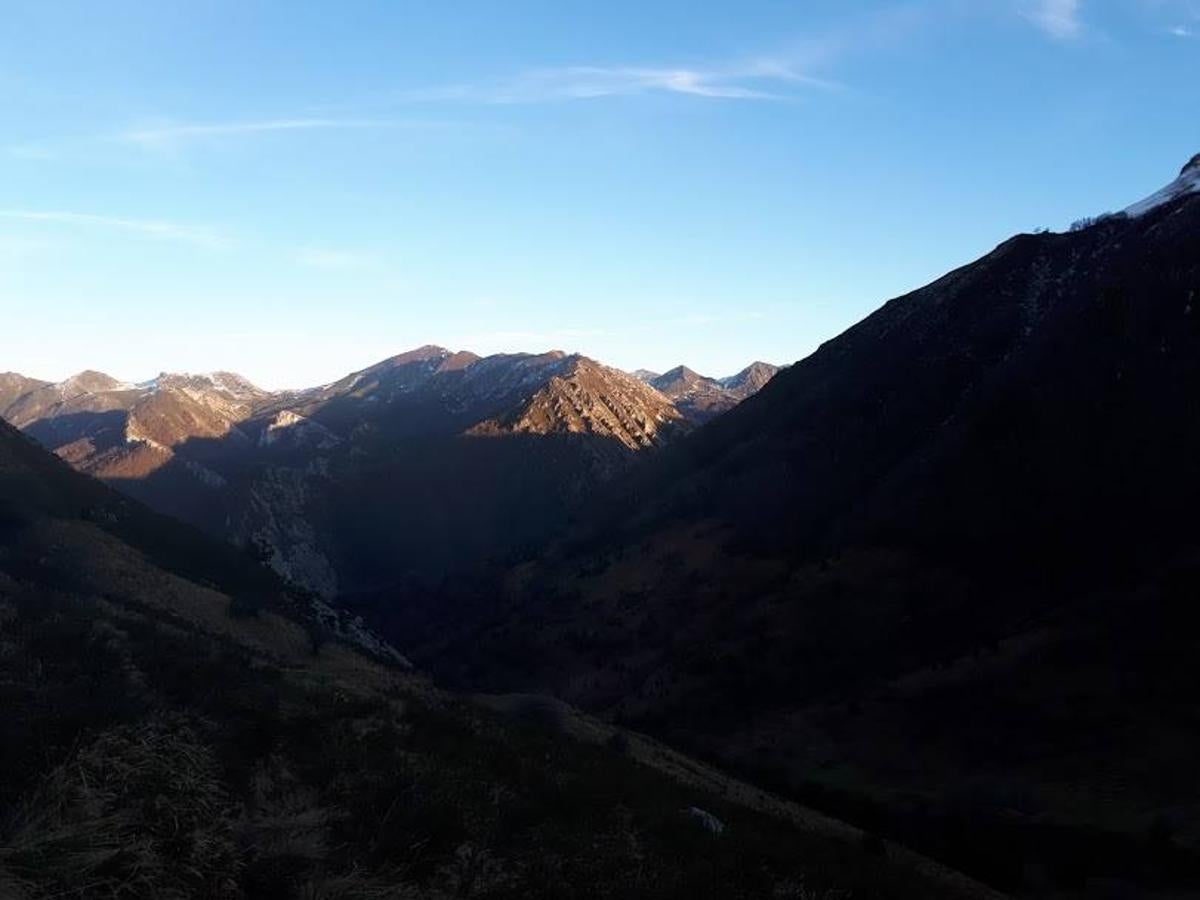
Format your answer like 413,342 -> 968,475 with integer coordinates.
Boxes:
0,419 -> 998,900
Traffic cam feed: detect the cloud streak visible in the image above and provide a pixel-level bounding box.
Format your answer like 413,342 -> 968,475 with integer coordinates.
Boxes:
392,60 -> 838,105
116,117 -> 392,147
0,210 -> 229,248
1024,0 -> 1084,38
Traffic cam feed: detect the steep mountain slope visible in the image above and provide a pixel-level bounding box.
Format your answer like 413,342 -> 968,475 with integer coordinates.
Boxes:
417,157 -> 1200,895
0,418 -> 994,900
0,373 -> 50,413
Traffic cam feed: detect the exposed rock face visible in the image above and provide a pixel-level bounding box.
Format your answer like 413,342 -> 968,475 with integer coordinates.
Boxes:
261,410 -> 340,449
235,465 -> 340,598
470,357 -> 685,450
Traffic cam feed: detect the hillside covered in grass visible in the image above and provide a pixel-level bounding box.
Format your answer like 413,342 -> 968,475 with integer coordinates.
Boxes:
0,419 -> 997,899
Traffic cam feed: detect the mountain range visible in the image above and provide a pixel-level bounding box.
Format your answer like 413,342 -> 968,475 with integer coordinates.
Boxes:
0,350 -> 778,597
6,153 -> 1200,898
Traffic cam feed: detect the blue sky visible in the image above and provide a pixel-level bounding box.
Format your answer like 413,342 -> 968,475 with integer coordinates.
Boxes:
2,0 -> 1198,389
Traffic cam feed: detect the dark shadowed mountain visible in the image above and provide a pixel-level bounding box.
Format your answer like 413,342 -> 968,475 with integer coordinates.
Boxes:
410,156 -> 1200,896
0,417 -> 999,900
1,347 -> 769,597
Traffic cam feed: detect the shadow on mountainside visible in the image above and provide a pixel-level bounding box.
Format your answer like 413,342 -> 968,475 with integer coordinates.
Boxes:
395,194 -> 1200,897
96,418 -> 644,597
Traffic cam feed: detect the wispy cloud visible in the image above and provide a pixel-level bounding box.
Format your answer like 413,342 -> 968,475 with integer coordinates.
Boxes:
1171,24 -> 1197,35
1023,0 -> 1084,38
392,60 -> 838,106
0,210 -> 229,248
115,117 -> 391,148
9,117 -> 441,162
374,4 -> 951,109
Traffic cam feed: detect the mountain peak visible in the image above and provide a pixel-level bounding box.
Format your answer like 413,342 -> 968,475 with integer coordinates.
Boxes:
664,364 -> 698,377
382,345 -> 452,367
1182,153 -> 1200,177
653,365 -> 703,386
721,361 -> 781,396
469,356 -> 684,450
58,370 -> 126,396
355,345 -> 454,380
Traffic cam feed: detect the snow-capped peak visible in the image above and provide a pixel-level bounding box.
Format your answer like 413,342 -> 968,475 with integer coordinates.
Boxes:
1124,153 -> 1200,218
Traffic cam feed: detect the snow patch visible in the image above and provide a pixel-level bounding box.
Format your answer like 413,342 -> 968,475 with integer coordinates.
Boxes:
1124,161 -> 1200,218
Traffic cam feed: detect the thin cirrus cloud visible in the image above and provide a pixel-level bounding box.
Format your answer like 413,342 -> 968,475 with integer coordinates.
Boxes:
382,3 -> 1106,106
115,117 -> 393,147
8,117 -> 434,161
1023,0 -> 1084,38
390,60 -> 839,105
0,209 -> 230,249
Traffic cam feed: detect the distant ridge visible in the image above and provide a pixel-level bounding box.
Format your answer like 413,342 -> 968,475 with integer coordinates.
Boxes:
643,361 -> 782,424
1,345 -> 775,596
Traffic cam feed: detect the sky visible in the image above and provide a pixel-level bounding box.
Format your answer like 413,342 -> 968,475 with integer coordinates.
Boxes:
1,0 -> 1198,389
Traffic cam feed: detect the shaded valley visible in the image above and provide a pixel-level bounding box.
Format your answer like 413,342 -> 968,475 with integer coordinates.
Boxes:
0,404 -> 997,899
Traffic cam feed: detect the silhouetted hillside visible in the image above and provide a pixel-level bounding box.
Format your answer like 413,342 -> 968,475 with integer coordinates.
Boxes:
412,157 -> 1200,897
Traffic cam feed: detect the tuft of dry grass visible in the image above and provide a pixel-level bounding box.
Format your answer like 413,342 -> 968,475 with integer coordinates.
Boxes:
237,755 -> 332,865
0,717 -> 240,899
295,870 -> 424,900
